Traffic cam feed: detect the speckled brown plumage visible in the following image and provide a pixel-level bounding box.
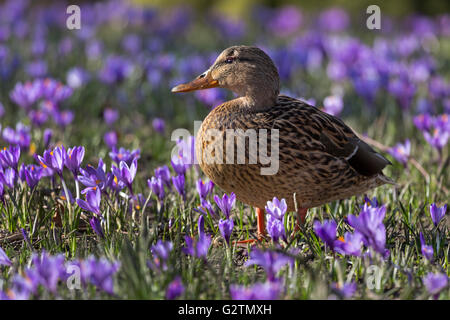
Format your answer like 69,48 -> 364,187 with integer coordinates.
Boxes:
173,45 -> 394,213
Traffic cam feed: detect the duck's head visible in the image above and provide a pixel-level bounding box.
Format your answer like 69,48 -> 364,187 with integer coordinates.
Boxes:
172,45 -> 280,108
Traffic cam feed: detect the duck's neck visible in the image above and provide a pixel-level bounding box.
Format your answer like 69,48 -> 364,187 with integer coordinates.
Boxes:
234,88 -> 278,112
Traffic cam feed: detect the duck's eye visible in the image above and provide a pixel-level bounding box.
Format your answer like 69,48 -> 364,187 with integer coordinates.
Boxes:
225,57 -> 234,64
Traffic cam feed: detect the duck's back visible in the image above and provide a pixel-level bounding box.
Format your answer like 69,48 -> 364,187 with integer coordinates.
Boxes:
196,95 -> 393,210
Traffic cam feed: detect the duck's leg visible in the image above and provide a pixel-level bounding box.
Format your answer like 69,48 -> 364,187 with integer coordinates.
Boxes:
294,208 -> 308,232
234,207 -> 266,245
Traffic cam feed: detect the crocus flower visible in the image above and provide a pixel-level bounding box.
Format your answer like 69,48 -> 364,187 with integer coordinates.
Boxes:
43,128 -> 52,149
37,146 -> 66,176
423,127 -> 449,151
266,214 -> 286,242
99,55 -> 134,84
166,276 -> 185,300
103,108 -> 119,126
314,220 -> 337,250
19,164 -> 42,189
149,240 -> 173,271
0,145 -> 20,170
76,188 -> 101,215
170,154 -> 187,176
420,232 -> 434,262
323,95 -> 344,116
65,146 -> 85,177
429,203 -> 447,227
423,272 -> 448,298
318,8 -> 349,32
388,140 -> 411,166
66,67 -> 90,88
268,5 -> 302,37
195,199 -> 217,217
152,118 -> 165,134
31,251 -> 66,293
2,124 -> 31,149
0,167 -> 17,189
0,246 -> 12,266
334,231 -> 363,257
78,159 -> 108,193
331,282 -> 357,299
172,175 -> 185,200
265,197 -> 287,220
104,131 -> 117,149
347,204 -> 388,256
109,147 -> 140,166
245,248 -> 294,282
214,192 -> 236,219
196,178 -> 214,201
413,114 -> 433,131
90,216 -> 104,238
154,165 -> 171,188
230,280 -> 282,300
219,218 -> 234,245
85,256 -> 120,295
148,176 -> 165,201
182,216 -> 211,259
9,81 -> 41,109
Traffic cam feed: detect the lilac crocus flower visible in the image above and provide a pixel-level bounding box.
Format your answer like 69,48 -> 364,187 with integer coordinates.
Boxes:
318,8 -> 349,32
423,127 -> 449,152
314,220 -> 337,250
19,164 -> 42,189
99,55 -> 134,84
149,240 -> 173,271
90,216 -> 104,238
37,146 -> 66,176
245,248 -> 294,282
420,232 -> 434,262
388,140 -> 410,166
104,131 -> 118,149
413,114 -> 433,131
154,165 -> 171,188
0,246 -> 12,266
429,203 -> 447,227
230,280 -> 282,300
219,218 -> 234,245
114,159 -> 138,194
265,197 -> 287,220
65,146 -> 85,177
78,159 -> 108,193
196,178 -> 214,201
266,214 -> 286,242
323,95 -> 344,116
148,176 -> 165,201
66,67 -> 90,88
85,256 -> 120,295
347,204 -> 388,256
152,118 -> 165,134
334,231 -> 363,257
268,5 -> 302,37
195,199 -> 217,217
43,128 -> 52,149
76,188 -> 101,215
0,145 -> 20,171
9,81 -> 41,109
103,108 -> 119,126
31,251 -> 66,293
109,147 -> 140,166
423,272 -> 448,297
166,276 -> 185,300
214,192 -> 236,219
170,154 -> 187,176
172,175 -> 186,201
182,216 -> 211,259
0,167 -> 17,189
331,282 -> 357,299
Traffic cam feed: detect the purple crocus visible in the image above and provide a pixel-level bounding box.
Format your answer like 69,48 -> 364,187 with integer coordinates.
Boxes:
166,276 -> 185,300
43,128 -> 52,149
103,108 -> 119,126
347,204 -> 388,256
19,164 -> 42,189
66,67 -> 90,88
172,175 -> 186,201
114,159 -> 137,194
37,146 -> 66,176
109,147 -> 140,166
182,216 -> 211,259
104,131 -> 118,149
0,145 -> 20,170
90,216 -> 104,238
76,188 -> 101,215
314,220 -> 337,250
154,165 -> 171,188
152,118 -> 165,134
334,231 -> 363,257
388,140 -> 411,166
78,159 -> 108,193
413,114 -> 433,131
423,272 -> 448,298
148,176 -> 165,201
429,203 -> 447,227
0,246 -> 12,266
196,178 -> 214,201
9,81 -> 41,109
245,248 -> 294,282
230,280 -> 282,300
170,154 -> 187,176
149,240 -> 173,271
323,95 -> 344,116
219,218 -> 234,245
419,232 -> 434,262
0,167 -> 17,189
85,256 -> 120,295
99,55 -> 134,84
331,282 -> 357,299
268,5 -> 302,37
65,146 -> 85,177
266,214 -> 286,243
265,197 -> 287,220
31,251 -> 66,293
214,192 -> 236,219
423,127 -> 449,152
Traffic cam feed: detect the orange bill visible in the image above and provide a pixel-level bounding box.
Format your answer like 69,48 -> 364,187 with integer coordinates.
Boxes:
171,72 -> 219,93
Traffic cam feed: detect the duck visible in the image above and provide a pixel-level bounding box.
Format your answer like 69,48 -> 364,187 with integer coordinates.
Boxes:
172,45 -> 394,243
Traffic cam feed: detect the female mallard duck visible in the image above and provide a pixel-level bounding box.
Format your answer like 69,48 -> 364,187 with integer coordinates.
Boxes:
172,45 -> 394,243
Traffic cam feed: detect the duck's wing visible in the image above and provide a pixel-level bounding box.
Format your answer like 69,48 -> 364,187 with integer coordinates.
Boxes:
274,95 -> 391,177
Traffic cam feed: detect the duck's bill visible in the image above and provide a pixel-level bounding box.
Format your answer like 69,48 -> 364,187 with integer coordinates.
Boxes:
171,74 -> 219,93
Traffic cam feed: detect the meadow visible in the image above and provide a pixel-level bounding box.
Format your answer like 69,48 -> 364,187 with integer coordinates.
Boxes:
0,0 -> 449,300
